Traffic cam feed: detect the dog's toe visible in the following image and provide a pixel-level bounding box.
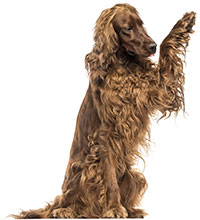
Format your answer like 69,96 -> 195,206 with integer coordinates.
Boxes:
103,206 -> 128,218
51,207 -> 75,218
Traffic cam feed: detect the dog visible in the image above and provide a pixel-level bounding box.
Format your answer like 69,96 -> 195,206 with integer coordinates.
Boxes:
13,3 -> 196,218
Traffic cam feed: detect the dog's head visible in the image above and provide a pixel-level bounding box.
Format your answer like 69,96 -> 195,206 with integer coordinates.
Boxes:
87,4 -> 156,70
112,5 -> 157,57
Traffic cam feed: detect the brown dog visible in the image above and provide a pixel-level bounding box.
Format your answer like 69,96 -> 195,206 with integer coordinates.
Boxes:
13,3 -> 195,218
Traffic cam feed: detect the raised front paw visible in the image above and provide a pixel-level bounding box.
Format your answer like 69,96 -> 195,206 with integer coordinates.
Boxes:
182,12 -> 196,32
173,11 -> 196,33
103,205 -> 128,218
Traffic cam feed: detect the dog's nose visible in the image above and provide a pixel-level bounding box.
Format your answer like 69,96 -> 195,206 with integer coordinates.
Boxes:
148,43 -> 157,54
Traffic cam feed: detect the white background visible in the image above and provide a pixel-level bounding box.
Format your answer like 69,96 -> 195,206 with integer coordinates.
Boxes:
0,0 -> 200,219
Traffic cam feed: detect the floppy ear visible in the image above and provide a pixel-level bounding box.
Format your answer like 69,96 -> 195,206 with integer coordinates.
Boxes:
93,10 -> 119,69
85,8 -> 119,73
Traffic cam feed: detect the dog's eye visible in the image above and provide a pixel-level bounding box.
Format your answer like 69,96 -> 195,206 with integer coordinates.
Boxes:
123,27 -> 133,31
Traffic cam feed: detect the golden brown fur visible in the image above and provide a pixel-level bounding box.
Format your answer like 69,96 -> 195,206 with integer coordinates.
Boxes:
13,3 -> 196,219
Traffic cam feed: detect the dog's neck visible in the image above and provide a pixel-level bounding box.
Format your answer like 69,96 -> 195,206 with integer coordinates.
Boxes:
115,48 -> 155,71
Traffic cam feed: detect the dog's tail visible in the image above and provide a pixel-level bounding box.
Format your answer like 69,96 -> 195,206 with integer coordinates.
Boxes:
10,196 -> 60,219
11,207 -> 49,219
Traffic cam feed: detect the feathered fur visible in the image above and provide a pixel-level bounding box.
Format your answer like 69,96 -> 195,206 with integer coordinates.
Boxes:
12,3 -> 195,219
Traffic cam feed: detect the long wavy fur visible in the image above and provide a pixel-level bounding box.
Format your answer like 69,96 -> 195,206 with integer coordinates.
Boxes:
12,3 -> 195,219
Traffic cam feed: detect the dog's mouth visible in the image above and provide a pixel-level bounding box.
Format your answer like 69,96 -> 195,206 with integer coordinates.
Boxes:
126,42 -> 157,58
127,50 -> 156,58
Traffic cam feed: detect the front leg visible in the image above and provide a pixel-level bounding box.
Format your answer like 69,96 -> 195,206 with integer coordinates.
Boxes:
103,147 -> 128,218
150,12 -> 196,117
159,11 -> 196,76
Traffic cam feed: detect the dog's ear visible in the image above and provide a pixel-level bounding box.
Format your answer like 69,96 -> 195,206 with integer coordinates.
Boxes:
93,9 -> 119,69
85,7 -> 119,73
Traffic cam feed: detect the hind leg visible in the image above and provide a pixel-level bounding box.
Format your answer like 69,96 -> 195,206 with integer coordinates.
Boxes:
119,169 -> 147,218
